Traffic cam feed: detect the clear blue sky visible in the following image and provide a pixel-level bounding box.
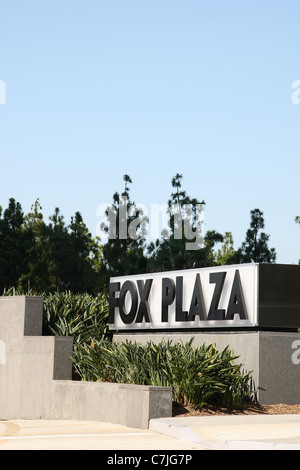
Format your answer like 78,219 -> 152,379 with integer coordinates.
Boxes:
0,0 -> 300,264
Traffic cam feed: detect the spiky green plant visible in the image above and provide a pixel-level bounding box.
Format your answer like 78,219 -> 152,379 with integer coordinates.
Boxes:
42,291 -> 111,344
72,338 -> 253,410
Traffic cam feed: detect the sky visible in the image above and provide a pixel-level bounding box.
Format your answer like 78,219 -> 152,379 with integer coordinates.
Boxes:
0,0 -> 300,264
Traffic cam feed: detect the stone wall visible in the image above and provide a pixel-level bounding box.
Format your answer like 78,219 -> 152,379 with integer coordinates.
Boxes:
0,296 -> 172,428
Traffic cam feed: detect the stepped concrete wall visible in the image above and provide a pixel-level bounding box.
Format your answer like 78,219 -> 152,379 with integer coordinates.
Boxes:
0,296 -> 172,428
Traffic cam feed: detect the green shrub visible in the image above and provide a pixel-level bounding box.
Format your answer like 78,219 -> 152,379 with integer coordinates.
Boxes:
2,288 -> 111,347
42,291 -> 111,345
72,338 -> 253,410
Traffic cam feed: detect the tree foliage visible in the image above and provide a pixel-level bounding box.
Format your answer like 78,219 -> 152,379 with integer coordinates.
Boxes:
237,209 -> 276,263
215,232 -> 237,265
0,177 -> 279,294
0,198 -> 102,294
99,175 -> 148,287
147,173 -> 223,271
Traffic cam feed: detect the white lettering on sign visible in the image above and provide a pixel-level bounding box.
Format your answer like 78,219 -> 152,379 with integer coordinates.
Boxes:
0,340 -> 6,364
109,264 -> 258,330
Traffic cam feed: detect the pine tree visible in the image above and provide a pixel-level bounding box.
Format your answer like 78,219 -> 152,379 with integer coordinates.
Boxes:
100,175 -> 148,288
238,209 -> 276,263
0,198 -> 33,291
148,174 -> 223,271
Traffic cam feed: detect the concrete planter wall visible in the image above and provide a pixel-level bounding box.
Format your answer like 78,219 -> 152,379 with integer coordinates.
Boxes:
0,296 -> 172,429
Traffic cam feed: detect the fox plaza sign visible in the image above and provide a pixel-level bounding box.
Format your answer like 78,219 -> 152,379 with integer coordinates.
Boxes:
109,264 -> 259,330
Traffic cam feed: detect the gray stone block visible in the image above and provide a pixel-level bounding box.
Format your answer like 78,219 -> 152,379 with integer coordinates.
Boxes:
0,296 -> 173,428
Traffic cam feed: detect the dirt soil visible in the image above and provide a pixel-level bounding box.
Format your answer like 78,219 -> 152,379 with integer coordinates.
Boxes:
172,402 -> 300,417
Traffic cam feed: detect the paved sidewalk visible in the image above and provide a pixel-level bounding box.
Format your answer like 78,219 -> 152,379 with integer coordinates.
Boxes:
0,419 -> 203,450
150,414 -> 300,450
1,415 -> 300,450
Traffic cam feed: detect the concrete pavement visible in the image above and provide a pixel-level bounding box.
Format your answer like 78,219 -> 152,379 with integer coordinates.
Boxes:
1,414 -> 300,450
150,414 -> 300,450
0,419 -> 203,450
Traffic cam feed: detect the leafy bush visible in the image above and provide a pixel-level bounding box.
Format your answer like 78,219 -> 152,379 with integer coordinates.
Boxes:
72,338 -> 253,410
42,291 -> 111,345
2,288 -> 111,347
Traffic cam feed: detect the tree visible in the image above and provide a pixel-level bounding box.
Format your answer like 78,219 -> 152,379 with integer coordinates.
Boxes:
100,175 -> 148,288
46,207 -> 70,291
0,198 -> 33,291
68,211 -> 102,293
215,232 -> 237,265
0,199 -> 103,294
238,209 -> 276,263
46,208 -> 102,294
23,198 -> 52,292
148,174 -> 223,271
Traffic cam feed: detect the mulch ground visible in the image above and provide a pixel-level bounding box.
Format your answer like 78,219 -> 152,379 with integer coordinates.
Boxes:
172,401 -> 300,417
